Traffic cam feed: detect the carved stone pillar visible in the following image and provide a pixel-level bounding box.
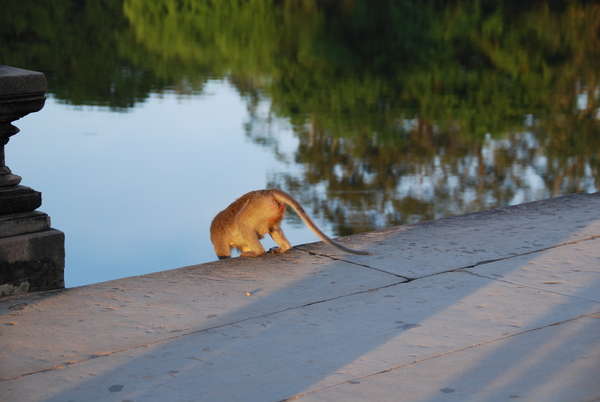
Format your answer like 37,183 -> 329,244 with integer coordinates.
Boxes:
0,65 -> 65,297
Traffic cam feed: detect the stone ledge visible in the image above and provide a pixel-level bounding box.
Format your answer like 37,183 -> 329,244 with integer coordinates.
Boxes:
0,65 -> 47,97
0,229 -> 65,297
0,193 -> 599,400
0,211 -> 50,238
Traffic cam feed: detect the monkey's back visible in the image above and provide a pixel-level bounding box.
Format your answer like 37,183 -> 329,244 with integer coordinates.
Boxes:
210,190 -> 284,243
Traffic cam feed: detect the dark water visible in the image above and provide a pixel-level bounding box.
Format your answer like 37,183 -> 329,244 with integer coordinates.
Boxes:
2,1 -> 599,285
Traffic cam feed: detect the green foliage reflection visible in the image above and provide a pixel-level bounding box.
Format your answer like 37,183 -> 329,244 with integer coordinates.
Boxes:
1,0 -> 598,233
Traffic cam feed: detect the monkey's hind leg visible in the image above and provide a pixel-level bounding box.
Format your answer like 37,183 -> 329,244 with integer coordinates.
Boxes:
237,224 -> 266,257
239,243 -> 265,257
269,227 -> 292,254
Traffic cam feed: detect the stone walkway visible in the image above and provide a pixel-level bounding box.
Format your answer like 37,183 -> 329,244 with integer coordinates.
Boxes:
1,192 -> 599,401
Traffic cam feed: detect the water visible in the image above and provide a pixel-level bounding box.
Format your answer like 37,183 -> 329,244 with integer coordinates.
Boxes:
10,84 -> 315,286
2,1 -> 599,286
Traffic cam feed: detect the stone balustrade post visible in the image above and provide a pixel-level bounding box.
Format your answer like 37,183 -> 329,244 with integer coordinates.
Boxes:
0,65 -> 65,297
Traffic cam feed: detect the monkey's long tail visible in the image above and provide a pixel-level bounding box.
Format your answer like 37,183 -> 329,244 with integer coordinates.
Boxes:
272,189 -> 371,255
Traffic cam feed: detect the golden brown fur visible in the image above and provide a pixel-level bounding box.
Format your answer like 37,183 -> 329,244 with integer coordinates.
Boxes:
210,189 -> 370,259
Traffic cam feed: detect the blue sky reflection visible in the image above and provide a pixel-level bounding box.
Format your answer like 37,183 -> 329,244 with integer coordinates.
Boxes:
9,81 -> 313,287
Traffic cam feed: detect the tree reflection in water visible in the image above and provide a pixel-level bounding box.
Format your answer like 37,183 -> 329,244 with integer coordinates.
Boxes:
2,0 -> 598,237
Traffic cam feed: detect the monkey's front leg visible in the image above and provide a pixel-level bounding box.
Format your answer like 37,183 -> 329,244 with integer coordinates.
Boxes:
269,227 -> 292,254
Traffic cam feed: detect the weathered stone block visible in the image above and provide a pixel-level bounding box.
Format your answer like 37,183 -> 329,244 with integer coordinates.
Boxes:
0,185 -> 42,215
0,65 -> 46,123
0,211 -> 50,238
0,66 -> 64,297
0,229 -> 65,297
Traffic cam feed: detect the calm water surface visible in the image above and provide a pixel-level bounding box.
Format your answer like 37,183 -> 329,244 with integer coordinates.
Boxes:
2,1 -> 599,286
11,85 -> 311,286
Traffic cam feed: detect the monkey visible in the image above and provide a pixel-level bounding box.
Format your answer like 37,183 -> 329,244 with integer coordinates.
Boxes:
210,189 -> 371,259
